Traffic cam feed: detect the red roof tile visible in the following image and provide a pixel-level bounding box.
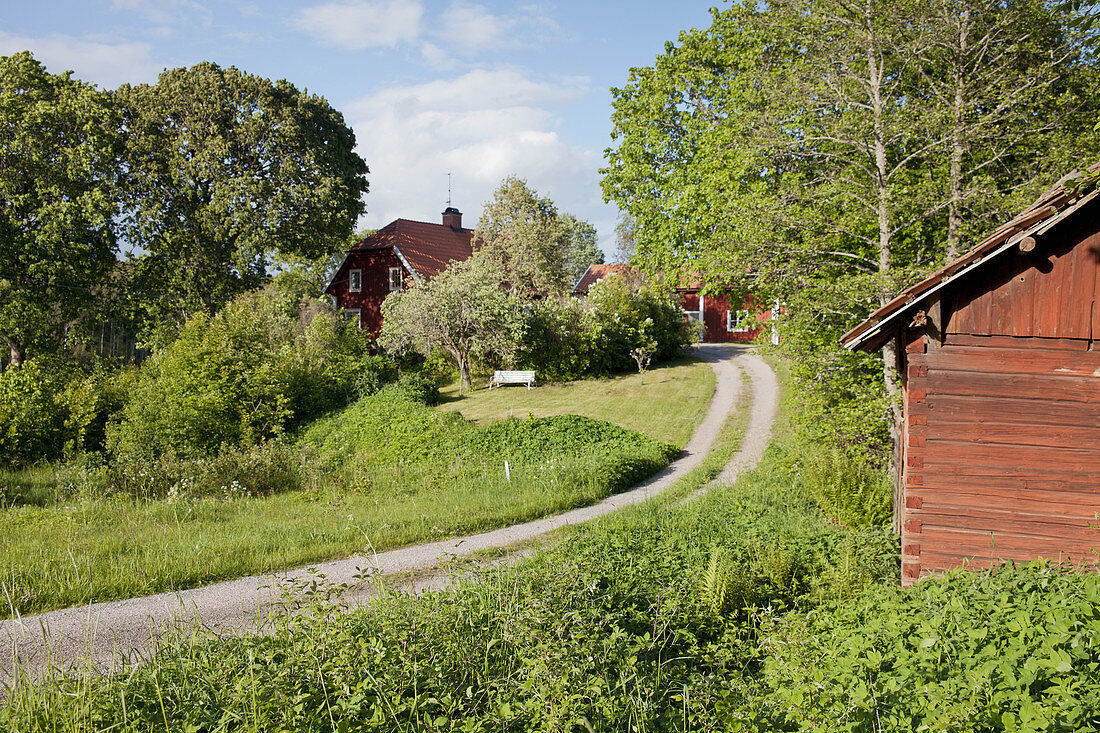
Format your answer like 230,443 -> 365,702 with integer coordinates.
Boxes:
351,218 -> 474,280
572,263 -> 642,295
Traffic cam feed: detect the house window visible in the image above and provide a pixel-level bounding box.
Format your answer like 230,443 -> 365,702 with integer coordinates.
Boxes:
349,269 -> 362,293
389,267 -> 403,291
727,309 -> 751,332
344,308 -> 361,329
683,308 -> 702,323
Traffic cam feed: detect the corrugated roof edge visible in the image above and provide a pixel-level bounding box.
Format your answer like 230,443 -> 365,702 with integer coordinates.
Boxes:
840,168 -> 1100,353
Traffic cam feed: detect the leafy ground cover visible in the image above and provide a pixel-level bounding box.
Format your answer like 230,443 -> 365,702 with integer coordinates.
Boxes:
438,353 -> 714,447
6,359 -> 1098,730
0,360 -> 700,618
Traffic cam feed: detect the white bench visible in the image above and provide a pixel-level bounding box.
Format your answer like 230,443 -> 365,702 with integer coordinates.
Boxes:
490,370 -> 536,390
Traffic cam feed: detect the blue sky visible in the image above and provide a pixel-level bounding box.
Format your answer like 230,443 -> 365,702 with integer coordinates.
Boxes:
1,1 -> 719,255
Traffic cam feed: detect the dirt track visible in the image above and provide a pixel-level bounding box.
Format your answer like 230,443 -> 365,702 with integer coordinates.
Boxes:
1,344 -> 778,684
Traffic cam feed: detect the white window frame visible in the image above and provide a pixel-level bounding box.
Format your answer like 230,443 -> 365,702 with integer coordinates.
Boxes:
389,266 -> 403,291
682,293 -> 704,324
344,308 -> 361,329
727,309 -> 752,332
349,269 -> 362,293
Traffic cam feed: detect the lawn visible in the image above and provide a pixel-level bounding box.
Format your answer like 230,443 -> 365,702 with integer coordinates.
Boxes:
439,354 -> 715,447
0,357 -> 716,617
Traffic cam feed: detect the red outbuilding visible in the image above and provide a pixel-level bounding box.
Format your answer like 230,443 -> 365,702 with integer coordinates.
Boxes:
326,207 -> 473,335
573,264 -> 777,344
841,173 -> 1100,585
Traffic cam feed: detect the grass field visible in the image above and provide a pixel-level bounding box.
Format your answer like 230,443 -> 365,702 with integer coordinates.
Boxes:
0,356 -> 716,617
439,354 -> 715,447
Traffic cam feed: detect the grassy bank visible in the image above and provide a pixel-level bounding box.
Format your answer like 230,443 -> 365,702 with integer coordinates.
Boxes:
439,354 -> 714,447
0,358 -> 711,618
7,356 -> 1098,730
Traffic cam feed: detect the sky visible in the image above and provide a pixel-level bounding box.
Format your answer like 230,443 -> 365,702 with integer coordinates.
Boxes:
1,1 -> 719,256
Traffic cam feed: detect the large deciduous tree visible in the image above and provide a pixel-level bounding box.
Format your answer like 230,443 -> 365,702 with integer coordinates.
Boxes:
602,0 -> 1100,455
0,51 -> 120,368
116,62 -> 369,325
473,177 -> 571,298
379,253 -> 524,393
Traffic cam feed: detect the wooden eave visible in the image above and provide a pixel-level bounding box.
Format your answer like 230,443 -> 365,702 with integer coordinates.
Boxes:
841,178 -> 1099,353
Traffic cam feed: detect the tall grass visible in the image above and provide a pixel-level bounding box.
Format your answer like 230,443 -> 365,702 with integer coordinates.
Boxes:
1,394 -> 677,618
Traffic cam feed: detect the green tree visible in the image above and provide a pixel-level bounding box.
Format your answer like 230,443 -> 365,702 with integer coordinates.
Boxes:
109,285 -> 369,459
559,212 -> 603,285
602,0 -> 1100,455
116,62 -> 368,325
473,176 -> 570,298
379,253 -> 524,393
0,51 -> 120,368
612,212 -> 637,264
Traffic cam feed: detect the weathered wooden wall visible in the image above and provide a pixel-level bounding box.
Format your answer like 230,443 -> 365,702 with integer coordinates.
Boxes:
899,209 -> 1100,585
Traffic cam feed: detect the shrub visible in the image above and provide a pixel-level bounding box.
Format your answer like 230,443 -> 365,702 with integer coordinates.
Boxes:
379,373 -> 441,406
514,278 -> 692,380
762,562 -> 1100,731
352,354 -> 399,398
800,447 -> 892,528
108,286 -> 370,459
0,360 -> 69,467
467,414 -> 677,462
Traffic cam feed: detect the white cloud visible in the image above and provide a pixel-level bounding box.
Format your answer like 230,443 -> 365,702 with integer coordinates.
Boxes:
344,68 -> 611,246
0,32 -> 160,88
296,0 -> 423,50
435,1 -> 557,56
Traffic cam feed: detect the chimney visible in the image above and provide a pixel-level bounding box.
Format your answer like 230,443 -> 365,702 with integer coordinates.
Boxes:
442,206 -> 462,230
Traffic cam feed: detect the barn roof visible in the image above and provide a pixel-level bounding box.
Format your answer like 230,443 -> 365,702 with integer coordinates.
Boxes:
572,263 -> 641,295
841,170 -> 1100,352
349,218 -> 474,281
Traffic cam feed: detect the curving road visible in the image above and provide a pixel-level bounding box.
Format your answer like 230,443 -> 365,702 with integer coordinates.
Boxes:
1,344 -> 778,685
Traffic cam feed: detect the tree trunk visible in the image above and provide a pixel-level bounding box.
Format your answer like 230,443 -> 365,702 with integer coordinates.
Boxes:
946,5 -> 970,262
456,351 -> 470,394
2,332 -> 25,368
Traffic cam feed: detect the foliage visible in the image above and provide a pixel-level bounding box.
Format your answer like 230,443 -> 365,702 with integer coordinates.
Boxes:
559,211 -> 604,285
799,447 -> 893,529
473,176 -> 573,298
0,51 -> 120,367
762,563 -> 1100,731
1,436 -> 902,730
102,441 -> 304,501
0,360 -> 70,468
115,61 -> 368,324
601,0 -> 1100,453
108,285 -> 369,459
466,413 -> 678,464
379,253 -> 524,393
514,276 -> 692,381
613,210 -> 637,264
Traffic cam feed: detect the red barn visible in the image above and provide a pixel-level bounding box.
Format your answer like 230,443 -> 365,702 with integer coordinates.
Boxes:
573,264 -> 776,344
326,207 -> 473,335
841,175 -> 1100,585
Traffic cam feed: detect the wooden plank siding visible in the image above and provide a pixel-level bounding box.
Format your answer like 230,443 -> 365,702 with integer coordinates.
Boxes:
900,336 -> 1100,585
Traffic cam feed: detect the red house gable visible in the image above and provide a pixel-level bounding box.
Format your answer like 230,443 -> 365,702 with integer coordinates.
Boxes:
326,209 -> 474,335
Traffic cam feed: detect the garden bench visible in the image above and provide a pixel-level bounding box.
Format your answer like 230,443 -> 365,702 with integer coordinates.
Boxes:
490,370 -> 536,390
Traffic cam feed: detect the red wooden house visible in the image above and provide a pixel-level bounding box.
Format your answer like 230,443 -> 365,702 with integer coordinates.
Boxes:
841,174 -> 1100,586
326,207 -> 473,335
572,264 -> 776,344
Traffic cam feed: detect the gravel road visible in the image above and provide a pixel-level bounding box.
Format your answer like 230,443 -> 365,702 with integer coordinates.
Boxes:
1,344 -> 778,685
